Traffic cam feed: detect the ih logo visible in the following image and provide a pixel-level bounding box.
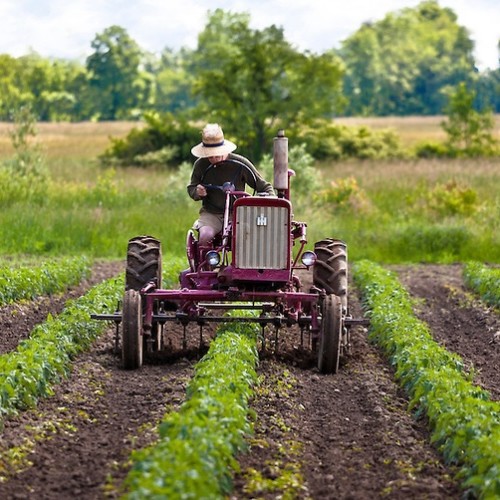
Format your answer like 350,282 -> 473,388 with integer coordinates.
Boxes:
256,214 -> 267,226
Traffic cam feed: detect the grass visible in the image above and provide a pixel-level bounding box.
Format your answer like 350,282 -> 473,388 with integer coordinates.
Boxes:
335,115 -> 500,147
0,119 -> 499,263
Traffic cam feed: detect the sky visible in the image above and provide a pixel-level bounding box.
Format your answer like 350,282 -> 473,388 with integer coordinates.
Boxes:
1,0 -> 498,71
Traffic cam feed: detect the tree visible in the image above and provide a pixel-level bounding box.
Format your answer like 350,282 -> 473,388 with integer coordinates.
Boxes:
442,82 -> 498,156
86,25 -> 149,120
340,0 -> 476,115
189,10 -> 344,160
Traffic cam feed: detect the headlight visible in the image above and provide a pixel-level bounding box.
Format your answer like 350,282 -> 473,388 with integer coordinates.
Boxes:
301,251 -> 317,267
206,250 -> 221,266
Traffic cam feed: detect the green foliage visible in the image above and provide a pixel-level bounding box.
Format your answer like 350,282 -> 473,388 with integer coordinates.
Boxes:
315,176 -> 370,212
0,106 -> 49,204
124,319 -> 259,498
190,9 -> 344,161
296,120 -> 405,160
0,256 -> 91,305
86,25 -> 148,120
258,143 -> 321,199
414,140 -> 451,158
442,82 -> 499,157
100,112 -> 199,166
354,261 -> 500,498
339,0 -> 477,116
0,274 -> 123,422
463,261 -> 500,308
426,180 -> 479,216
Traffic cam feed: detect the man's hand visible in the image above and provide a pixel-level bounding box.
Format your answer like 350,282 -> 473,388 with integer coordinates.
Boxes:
196,184 -> 207,198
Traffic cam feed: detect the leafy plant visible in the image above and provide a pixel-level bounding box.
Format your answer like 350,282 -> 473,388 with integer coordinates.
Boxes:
426,180 -> 479,216
0,106 -> 49,205
124,317 -> 260,498
463,261 -> 500,308
354,260 -> 500,498
0,274 -> 123,424
0,256 -> 92,306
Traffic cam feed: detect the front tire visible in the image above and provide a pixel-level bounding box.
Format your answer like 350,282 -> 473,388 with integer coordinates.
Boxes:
318,294 -> 342,374
122,289 -> 143,370
313,238 -> 348,311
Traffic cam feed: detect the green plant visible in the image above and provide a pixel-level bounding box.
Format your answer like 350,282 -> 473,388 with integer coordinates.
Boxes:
0,274 -> 123,423
315,176 -> 370,212
354,261 -> 500,498
0,256 -> 91,305
426,180 -> 479,216
99,112 -> 199,167
295,120 -> 405,160
463,261 -> 500,308
442,82 -> 499,157
0,106 -> 49,205
124,317 -> 260,498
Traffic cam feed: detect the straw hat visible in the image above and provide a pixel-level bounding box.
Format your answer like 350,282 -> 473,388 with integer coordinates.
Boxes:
191,123 -> 237,158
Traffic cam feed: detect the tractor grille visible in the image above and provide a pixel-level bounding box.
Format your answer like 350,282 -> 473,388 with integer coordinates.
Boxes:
235,205 -> 289,269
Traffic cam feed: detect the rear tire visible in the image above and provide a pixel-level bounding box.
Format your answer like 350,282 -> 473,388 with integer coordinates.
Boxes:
318,294 -> 342,374
313,238 -> 348,311
125,236 -> 162,353
122,289 -> 143,369
126,236 -> 162,291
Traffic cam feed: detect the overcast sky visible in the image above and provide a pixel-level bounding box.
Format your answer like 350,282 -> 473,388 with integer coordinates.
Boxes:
1,0 -> 498,70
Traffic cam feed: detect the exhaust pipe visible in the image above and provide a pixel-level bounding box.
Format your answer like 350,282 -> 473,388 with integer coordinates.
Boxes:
273,129 -> 289,197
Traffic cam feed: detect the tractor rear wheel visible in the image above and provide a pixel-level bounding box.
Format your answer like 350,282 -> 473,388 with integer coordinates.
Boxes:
313,238 -> 348,311
126,236 -> 162,291
125,236 -> 162,353
318,294 -> 342,374
122,289 -> 143,369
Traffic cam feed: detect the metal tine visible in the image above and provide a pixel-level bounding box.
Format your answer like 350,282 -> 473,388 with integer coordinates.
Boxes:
199,323 -> 204,349
182,324 -> 187,350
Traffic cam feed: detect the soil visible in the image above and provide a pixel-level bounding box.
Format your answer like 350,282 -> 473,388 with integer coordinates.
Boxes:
0,262 -> 498,499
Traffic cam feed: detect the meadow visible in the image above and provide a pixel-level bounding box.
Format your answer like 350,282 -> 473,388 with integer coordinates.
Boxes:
0,118 -> 499,263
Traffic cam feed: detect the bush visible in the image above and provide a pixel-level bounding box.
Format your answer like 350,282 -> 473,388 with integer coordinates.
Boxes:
414,141 -> 451,158
258,143 -> 321,199
314,176 -> 371,213
0,106 -> 49,205
426,180 -> 479,217
100,112 -> 200,167
292,119 -> 406,160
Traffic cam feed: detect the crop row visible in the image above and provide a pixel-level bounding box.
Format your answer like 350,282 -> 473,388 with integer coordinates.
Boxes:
353,261 -> 500,499
124,317 -> 260,499
0,274 -> 123,424
0,256 -> 92,306
463,261 -> 500,308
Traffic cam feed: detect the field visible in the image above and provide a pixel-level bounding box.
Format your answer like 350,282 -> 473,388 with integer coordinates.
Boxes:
0,120 -> 499,498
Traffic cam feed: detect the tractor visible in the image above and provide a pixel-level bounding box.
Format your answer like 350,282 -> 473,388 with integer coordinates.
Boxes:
93,130 -> 367,373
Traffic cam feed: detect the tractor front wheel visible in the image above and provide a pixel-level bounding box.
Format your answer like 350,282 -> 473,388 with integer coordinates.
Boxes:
313,238 -> 348,312
318,294 -> 343,374
122,289 -> 143,370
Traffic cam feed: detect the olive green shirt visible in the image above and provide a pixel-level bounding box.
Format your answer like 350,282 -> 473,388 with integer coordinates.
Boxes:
187,153 -> 274,214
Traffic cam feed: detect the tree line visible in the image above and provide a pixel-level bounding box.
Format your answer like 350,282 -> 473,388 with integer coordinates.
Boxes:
0,2 -> 498,127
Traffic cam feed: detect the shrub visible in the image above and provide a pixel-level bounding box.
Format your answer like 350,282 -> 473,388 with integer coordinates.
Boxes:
292,119 -> 405,160
426,180 -> 479,216
0,106 -> 49,205
258,143 -> 321,199
100,112 -> 200,167
314,176 -> 370,212
414,141 -> 451,159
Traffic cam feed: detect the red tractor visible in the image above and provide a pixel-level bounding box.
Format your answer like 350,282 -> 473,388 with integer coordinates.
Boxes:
94,131 -> 366,373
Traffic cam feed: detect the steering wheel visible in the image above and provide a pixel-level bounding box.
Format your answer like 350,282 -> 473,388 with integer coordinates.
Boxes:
199,158 -> 258,196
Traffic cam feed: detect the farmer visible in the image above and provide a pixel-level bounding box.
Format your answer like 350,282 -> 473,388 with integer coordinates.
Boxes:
187,123 -> 274,247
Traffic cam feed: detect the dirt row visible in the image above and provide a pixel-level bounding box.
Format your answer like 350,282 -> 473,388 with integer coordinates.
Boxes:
0,263 -> 498,498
